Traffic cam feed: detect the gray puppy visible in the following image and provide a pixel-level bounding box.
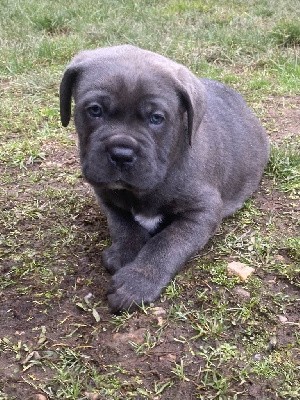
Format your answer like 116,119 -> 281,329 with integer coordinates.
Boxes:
60,45 -> 269,312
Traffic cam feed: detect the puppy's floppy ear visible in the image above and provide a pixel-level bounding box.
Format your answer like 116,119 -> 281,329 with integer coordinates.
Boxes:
175,69 -> 206,145
59,66 -> 80,127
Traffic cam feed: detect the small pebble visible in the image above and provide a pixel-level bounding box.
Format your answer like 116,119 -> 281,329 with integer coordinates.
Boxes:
227,261 -> 255,281
30,395 -> 48,400
278,315 -> 288,323
151,306 -> 166,317
233,287 -> 251,300
267,335 -> 278,351
152,306 -> 166,326
85,393 -> 101,400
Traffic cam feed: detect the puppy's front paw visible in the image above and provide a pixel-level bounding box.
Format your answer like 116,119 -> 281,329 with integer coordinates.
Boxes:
102,245 -> 123,274
102,242 -> 146,274
107,265 -> 166,312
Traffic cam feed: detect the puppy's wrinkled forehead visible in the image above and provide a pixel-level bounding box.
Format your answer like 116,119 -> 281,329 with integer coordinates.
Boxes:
75,59 -> 177,108
60,45 -> 206,138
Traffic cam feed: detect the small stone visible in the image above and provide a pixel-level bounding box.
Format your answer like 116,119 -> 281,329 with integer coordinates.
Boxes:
152,307 -> 166,326
233,287 -> 251,300
267,335 -> 277,351
85,393 -> 101,400
151,307 -> 166,317
227,261 -> 255,281
278,315 -> 288,323
30,395 -> 48,400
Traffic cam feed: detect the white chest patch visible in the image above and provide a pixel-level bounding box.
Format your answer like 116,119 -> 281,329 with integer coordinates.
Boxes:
133,213 -> 163,232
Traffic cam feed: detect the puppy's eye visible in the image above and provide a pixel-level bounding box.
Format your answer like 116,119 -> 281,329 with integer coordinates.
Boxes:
149,113 -> 165,125
87,104 -> 103,118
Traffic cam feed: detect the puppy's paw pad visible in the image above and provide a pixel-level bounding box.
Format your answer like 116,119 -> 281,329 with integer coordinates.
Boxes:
107,266 -> 163,312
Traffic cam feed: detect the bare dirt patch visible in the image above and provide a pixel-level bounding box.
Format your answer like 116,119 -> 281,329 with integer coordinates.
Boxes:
262,95 -> 300,141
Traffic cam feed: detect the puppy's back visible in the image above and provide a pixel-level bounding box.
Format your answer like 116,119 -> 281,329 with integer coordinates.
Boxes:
198,78 -> 269,216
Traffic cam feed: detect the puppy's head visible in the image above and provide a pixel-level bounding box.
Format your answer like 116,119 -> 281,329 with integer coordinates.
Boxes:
60,45 -> 206,192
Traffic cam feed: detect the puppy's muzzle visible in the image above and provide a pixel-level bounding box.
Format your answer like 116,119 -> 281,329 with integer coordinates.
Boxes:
108,146 -> 137,166
106,135 -> 139,168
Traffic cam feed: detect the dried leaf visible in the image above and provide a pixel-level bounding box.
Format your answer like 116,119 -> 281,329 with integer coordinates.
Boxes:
92,308 -> 100,322
76,302 -> 88,311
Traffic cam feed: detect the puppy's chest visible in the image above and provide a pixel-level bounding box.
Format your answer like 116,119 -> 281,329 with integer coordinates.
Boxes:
131,201 -> 177,234
106,189 -> 176,233
132,212 -> 163,233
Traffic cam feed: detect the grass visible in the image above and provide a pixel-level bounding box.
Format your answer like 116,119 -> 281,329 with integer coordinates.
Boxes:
266,137 -> 300,194
0,0 -> 299,399
271,20 -> 300,47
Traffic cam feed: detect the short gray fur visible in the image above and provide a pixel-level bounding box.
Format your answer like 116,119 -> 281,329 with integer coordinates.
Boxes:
60,45 -> 269,312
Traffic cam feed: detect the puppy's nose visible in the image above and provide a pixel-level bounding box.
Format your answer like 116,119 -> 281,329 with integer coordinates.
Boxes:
108,146 -> 137,166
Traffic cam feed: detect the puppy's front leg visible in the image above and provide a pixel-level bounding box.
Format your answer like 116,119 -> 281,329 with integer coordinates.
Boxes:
107,194 -> 223,312
102,206 -> 151,274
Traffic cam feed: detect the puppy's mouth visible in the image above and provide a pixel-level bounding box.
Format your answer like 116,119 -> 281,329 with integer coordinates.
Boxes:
85,175 -> 136,191
106,180 -> 133,190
